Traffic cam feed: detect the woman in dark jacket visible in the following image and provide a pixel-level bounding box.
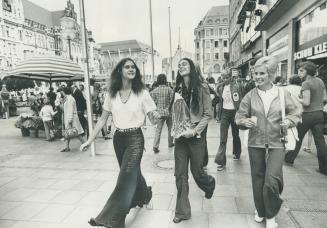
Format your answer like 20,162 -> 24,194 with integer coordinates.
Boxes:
235,56 -> 301,228
171,58 -> 215,223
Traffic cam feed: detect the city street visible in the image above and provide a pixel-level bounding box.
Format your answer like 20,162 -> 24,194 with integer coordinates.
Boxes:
0,118 -> 326,228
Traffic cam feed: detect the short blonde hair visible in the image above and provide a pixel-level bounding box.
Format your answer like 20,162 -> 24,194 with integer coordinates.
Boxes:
254,56 -> 278,81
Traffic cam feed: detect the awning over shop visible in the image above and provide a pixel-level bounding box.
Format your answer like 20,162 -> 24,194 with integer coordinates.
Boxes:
255,0 -> 297,31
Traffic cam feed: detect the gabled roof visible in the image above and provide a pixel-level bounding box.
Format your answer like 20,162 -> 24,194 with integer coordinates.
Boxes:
99,40 -> 152,52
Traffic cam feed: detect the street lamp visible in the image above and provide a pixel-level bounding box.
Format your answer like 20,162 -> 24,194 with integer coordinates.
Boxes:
60,16 -> 77,60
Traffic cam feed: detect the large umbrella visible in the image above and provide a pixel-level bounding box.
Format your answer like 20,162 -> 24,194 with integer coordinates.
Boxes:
1,56 -> 84,83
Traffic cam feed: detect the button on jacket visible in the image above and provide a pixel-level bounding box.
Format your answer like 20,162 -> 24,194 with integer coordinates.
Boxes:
235,87 -> 302,149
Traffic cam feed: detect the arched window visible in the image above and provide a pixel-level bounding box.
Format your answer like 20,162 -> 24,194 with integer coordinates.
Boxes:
215,19 -> 220,23
214,64 -> 220,73
207,19 -> 213,24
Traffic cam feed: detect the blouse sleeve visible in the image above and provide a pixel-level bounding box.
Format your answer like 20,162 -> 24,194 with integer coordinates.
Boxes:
102,92 -> 112,112
142,90 -> 156,114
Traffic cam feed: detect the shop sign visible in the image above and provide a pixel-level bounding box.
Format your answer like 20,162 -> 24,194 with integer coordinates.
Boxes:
235,53 -> 253,67
294,42 -> 327,61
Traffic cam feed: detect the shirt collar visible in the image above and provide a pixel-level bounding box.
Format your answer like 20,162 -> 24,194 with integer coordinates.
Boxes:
257,84 -> 278,96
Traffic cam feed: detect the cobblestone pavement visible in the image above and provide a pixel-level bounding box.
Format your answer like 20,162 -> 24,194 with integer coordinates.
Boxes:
0,118 -> 327,228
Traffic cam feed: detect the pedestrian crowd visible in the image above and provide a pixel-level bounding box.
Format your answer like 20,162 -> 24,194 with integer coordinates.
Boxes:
3,55 -> 327,228
83,56 -> 326,228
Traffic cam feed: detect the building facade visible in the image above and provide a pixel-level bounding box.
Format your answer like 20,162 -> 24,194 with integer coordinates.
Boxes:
194,6 -> 230,80
98,40 -> 161,85
256,0 -> 327,79
230,0 -> 327,80
0,0 -> 100,78
229,0 -> 278,78
162,45 -> 194,83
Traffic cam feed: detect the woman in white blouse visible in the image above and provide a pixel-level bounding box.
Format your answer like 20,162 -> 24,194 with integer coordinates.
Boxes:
80,58 -> 159,228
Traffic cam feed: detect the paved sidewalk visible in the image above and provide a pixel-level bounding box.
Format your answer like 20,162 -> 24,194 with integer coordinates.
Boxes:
0,118 -> 326,228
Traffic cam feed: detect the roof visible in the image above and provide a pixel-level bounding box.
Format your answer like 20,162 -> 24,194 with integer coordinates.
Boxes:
205,5 -> 229,18
198,5 -> 229,27
98,40 -> 152,52
22,0 -> 54,27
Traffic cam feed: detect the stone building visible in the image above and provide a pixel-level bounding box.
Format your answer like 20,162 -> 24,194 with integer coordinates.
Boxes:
194,5 -> 230,80
0,0 -> 100,77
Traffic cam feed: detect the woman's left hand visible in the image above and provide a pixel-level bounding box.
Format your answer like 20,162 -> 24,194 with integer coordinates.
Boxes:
180,129 -> 196,138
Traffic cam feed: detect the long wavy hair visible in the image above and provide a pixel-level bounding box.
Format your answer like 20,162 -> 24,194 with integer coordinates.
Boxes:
109,58 -> 144,98
173,58 -> 202,114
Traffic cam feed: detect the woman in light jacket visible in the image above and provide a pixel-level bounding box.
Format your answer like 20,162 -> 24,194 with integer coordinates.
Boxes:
235,56 -> 301,228
171,58 -> 215,224
61,86 -> 85,152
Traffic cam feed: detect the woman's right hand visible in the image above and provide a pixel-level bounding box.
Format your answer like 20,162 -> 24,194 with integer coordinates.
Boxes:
80,141 -> 90,151
241,118 -> 256,128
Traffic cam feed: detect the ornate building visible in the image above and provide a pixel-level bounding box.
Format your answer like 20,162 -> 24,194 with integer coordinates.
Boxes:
194,5 -> 230,80
0,0 -> 100,77
98,40 -> 161,85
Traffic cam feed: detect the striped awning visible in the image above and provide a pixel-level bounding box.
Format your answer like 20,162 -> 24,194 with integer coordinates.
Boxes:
1,56 -> 85,82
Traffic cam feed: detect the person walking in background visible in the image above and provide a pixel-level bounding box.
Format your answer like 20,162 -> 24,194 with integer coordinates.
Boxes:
47,87 -> 57,109
150,73 -> 174,153
285,61 -> 327,175
71,84 -> 88,136
1,84 -> 10,119
235,56 -> 302,228
214,69 -> 243,171
61,87 -> 86,152
80,58 -> 160,228
92,83 -> 110,140
171,58 -> 215,224
39,97 -> 57,141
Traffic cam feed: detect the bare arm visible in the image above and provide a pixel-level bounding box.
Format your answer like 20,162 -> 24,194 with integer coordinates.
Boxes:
301,90 -> 310,107
80,110 -> 110,150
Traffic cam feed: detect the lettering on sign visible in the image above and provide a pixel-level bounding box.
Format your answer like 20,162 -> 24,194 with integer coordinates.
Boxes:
294,42 -> 327,60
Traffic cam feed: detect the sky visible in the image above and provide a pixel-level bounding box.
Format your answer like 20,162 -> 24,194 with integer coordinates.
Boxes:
28,0 -> 229,57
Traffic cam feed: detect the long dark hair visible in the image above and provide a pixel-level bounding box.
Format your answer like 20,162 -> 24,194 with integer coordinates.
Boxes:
173,58 -> 202,114
109,58 -> 144,98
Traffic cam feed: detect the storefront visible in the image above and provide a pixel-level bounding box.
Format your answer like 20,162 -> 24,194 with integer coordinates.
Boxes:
294,1 -> 327,70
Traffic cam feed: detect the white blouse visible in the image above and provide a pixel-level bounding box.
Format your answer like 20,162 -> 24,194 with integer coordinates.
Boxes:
102,89 -> 156,129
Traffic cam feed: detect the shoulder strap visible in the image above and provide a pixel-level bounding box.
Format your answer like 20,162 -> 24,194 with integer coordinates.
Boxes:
279,87 -> 285,121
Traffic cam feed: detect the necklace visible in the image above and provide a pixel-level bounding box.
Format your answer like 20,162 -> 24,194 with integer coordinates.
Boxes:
119,89 -> 132,104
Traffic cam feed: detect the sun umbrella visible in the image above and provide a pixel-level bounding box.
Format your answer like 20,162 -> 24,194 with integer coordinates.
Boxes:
0,56 -> 85,83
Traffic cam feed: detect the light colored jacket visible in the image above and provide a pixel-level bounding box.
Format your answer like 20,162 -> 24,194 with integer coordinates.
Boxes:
63,95 -> 84,134
235,87 -> 302,149
191,83 -> 213,135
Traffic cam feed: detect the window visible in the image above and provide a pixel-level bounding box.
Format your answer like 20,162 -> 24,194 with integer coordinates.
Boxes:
214,29 -> 218,36
210,29 -> 214,36
206,53 -> 210,60
19,30 -> 23,41
214,41 -> 219,48
215,19 -> 220,24
298,3 -> 327,45
207,19 -> 213,24
223,40 -> 228,47
196,42 -> 199,49
6,26 -> 10,37
215,53 -> 219,59
196,53 -> 200,60
219,28 -> 222,36
205,30 -> 210,36
206,41 -> 210,48
223,18 -> 228,23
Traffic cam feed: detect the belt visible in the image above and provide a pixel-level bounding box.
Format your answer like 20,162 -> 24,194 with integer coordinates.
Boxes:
115,127 -> 140,133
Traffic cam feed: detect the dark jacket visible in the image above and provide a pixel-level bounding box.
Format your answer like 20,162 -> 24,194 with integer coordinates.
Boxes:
235,87 -> 302,149
216,81 -> 244,119
72,88 -> 86,113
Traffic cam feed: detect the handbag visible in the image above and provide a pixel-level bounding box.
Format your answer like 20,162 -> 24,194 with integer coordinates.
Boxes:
62,127 -> 79,139
279,88 -> 299,151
